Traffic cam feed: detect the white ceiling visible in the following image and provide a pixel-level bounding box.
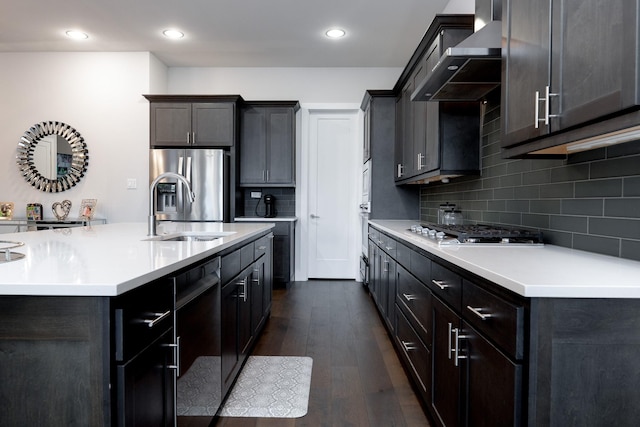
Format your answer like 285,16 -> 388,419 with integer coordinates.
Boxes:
0,0 -> 471,68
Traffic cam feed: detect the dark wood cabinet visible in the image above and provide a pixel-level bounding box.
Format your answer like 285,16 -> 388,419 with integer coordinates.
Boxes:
144,95 -> 242,148
361,91 -> 419,219
369,224 -> 524,427
220,233 -> 274,394
393,15 -> 481,184
463,321 -> 522,427
502,0 -> 640,156
239,101 -> 299,187
236,219 -> 294,287
116,328 -> 175,427
431,295 -> 462,427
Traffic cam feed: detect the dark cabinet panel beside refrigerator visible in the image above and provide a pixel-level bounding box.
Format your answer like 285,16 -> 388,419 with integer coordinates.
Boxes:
150,148 -> 230,222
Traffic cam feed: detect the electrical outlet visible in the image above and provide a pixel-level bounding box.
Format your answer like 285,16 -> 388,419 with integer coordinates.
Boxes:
251,191 -> 262,199
127,178 -> 137,189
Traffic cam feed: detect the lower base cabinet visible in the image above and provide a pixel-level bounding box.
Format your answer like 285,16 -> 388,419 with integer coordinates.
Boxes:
369,225 -> 523,427
431,296 -> 462,427
221,233 -> 273,395
0,232 -> 273,427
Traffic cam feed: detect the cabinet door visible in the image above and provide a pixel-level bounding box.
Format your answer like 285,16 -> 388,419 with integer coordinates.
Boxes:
400,81 -> 416,178
422,39 -> 440,173
363,100 -> 371,163
463,321 -> 522,427
240,107 -> 267,184
432,296 -> 462,427
221,282 -> 239,393
386,258 -> 397,331
501,0 -> 551,147
151,103 -> 191,147
192,103 -> 235,147
238,272 -> 253,358
117,329 -> 175,427
265,108 -> 295,185
553,0 -> 638,131
394,95 -> 406,181
411,63 -> 428,177
250,260 -> 265,334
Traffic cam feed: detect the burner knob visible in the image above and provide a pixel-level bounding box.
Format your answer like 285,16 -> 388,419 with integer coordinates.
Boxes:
435,231 -> 446,240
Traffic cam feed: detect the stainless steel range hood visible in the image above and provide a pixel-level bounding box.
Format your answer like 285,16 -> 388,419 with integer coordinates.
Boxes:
411,0 -> 502,102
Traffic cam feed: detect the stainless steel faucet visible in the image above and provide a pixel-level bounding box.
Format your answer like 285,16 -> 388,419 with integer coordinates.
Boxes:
148,172 -> 195,236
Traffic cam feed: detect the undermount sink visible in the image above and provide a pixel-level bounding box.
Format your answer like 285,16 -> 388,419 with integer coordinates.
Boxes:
144,231 -> 236,242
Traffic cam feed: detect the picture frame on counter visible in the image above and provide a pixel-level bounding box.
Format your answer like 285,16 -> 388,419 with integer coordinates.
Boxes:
79,199 -> 97,220
26,203 -> 43,220
0,202 -> 14,220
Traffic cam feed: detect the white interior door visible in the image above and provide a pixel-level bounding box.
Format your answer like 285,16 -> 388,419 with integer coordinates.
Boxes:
307,110 -> 358,279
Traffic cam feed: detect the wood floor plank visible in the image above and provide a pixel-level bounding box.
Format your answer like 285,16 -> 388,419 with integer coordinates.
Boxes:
217,280 -> 431,427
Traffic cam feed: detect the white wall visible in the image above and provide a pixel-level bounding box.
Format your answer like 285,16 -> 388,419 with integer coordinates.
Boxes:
0,56 -> 401,227
0,52 -> 160,223
168,67 -> 402,103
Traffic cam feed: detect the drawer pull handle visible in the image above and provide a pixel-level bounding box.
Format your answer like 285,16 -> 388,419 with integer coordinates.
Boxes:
403,293 -> 418,302
401,340 -> 417,352
385,246 -> 393,251
163,336 -> 180,376
452,327 -> 467,367
432,280 -> 448,290
258,245 -> 267,250
143,310 -> 171,328
467,305 -> 491,320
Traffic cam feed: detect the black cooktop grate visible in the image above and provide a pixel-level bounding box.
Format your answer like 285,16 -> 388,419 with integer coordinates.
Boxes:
422,223 -> 544,243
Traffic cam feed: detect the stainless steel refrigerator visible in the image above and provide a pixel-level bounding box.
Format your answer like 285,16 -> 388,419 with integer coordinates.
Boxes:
150,149 -> 228,222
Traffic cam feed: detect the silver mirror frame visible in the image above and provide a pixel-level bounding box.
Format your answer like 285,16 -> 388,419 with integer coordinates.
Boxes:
16,121 -> 89,193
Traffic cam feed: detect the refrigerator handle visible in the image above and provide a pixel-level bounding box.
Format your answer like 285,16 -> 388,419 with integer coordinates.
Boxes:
186,157 -> 192,183
178,156 -> 184,175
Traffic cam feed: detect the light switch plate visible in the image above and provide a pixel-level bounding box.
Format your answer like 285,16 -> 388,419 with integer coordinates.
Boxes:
127,178 -> 137,189
251,191 -> 262,199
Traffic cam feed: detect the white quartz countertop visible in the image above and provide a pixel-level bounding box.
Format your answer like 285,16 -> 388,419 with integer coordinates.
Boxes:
371,220 -> 640,299
0,221 -> 274,297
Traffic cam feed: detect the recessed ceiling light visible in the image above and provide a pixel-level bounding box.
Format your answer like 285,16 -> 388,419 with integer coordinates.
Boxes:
163,29 -> 184,39
325,28 -> 346,39
65,30 -> 89,40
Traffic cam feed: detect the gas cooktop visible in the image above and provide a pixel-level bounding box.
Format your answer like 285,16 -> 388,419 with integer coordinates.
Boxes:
409,223 -> 544,245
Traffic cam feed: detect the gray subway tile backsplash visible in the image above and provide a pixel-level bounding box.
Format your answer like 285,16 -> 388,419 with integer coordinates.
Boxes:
418,88 -> 640,261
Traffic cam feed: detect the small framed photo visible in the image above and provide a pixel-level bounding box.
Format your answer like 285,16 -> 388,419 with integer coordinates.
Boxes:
79,199 -> 97,220
26,203 -> 43,220
0,202 -> 14,220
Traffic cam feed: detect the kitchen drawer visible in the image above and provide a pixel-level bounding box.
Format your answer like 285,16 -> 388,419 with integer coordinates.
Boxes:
113,279 -> 174,362
395,308 -> 430,395
396,264 -> 431,346
240,241 -> 255,269
429,261 -> 462,312
221,250 -> 241,283
463,280 -> 525,360
368,226 -> 379,243
409,249 -> 431,285
396,241 -> 411,269
379,233 -> 397,258
254,234 -> 269,259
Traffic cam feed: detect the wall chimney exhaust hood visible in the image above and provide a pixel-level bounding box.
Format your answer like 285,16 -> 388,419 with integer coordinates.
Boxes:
411,0 -> 502,102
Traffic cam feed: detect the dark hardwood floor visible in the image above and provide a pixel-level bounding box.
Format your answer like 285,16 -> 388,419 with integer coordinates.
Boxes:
217,280 -> 431,427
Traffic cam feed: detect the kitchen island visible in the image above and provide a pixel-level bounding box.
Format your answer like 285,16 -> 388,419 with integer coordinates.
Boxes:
0,221 -> 274,427
368,219 -> 640,427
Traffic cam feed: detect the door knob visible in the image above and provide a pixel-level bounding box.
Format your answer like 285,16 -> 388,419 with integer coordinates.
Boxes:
310,214 -> 320,219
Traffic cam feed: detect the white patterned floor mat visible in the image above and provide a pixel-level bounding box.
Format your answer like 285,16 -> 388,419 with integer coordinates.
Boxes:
219,356 -> 313,418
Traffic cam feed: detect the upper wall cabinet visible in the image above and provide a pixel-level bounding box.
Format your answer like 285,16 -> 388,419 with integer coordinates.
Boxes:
502,0 -> 640,157
394,15 -> 481,184
144,95 -> 243,148
239,101 -> 299,187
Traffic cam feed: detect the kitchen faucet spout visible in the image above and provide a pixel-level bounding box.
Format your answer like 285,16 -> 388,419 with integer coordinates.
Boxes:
148,172 -> 195,236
